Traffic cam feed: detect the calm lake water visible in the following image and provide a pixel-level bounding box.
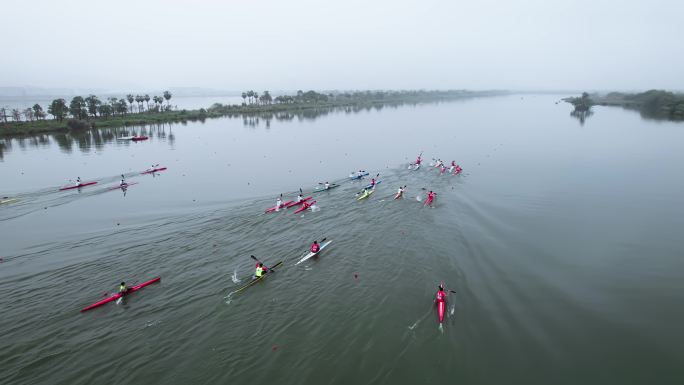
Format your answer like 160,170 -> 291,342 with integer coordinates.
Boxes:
1,95 -> 683,385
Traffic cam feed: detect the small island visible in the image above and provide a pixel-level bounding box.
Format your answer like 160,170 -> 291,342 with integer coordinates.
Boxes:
0,89 -> 504,136
565,90 -> 684,121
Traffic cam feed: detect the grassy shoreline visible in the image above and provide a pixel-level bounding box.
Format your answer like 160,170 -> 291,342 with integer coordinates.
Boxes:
0,90 -> 505,137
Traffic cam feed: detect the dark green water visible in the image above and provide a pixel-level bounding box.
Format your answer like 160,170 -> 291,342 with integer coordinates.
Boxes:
1,95 -> 683,385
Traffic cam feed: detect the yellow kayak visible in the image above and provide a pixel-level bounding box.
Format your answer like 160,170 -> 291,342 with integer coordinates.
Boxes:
357,189 -> 374,200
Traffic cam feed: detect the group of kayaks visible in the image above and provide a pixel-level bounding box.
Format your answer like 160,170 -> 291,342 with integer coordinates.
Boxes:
57,166 -> 167,192
79,156 -> 457,326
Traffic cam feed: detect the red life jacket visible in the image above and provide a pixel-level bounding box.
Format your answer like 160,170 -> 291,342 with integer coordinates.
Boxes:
310,243 -> 320,253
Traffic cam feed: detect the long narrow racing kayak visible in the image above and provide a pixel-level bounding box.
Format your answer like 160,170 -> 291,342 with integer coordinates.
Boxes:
363,180 -> 382,190
437,299 -> 446,324
265,201 -> 293,213
1,198 -> 19,205
81,277 -> 161,312
285,196 -> 312,208
313,184 -> 340,193
59,181 -> 98,191
294,200 -> 315,214
357,189 -> 374,200
141,167 -> 167,174
131,136 -> 149,141
107,182 -> 139,190
349,171 -> 369,180
232,261 -> 284,294
295,240 -> 332,265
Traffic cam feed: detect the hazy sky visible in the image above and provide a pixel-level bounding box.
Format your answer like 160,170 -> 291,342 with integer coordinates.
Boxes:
2,0 -> 682,92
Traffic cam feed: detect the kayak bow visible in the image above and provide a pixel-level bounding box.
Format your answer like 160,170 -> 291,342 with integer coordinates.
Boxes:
81,277 -> 161,312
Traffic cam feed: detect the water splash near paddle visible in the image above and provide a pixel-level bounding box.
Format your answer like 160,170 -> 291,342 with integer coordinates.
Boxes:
231,269 -> 241,283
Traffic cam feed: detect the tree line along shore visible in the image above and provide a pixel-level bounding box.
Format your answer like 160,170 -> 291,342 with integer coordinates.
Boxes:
565,90 -> 684,120
0,90 -> 499,136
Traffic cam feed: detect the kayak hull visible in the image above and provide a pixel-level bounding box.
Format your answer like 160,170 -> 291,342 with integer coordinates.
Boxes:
294,200 -> 315,213
313,184 -> 340,193
357,189 -> 374,200
81,277 -> 161,312
437,300 -> 446,323
265,201 -> 293,213
363,180 -> 382,190
59,181 -> 98,191
131,136 -> 149,141
285,196 -> 312,208
233,261 -> 284,294
108,182 -> 139,190
296,240 -> 332,265
141,167 -> 167,174
349,171 -> 369,180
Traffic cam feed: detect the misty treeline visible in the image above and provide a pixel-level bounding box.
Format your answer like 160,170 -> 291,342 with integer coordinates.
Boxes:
210,89 -> 475,114
0,91 -> 173,123
567,90 -> 684,120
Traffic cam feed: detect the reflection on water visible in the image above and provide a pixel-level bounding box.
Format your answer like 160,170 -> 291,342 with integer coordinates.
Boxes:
1,123 -> 175,160
0,103 -> 414,158
570,108 -> 593,125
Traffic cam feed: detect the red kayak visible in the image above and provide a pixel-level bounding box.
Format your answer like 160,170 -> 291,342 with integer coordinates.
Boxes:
437,299 -> 446,324
141,167 -> 167,174
294,200 -> 315,214
265,201 -> 293,213
81,277 -> 161,312
107,182 -> 139,190
285,196 -> 312,208
59,181 -> 98,191
131,136 -> 149,141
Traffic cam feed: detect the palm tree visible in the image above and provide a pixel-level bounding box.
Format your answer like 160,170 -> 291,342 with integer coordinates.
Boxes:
135,95 -> 143,112
242,92 -> 247,105
127,94 -> 135,113
144,94 -> 150,111
163,90 -> 172,109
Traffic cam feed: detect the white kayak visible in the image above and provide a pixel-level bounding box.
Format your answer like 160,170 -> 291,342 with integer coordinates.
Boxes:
295,240 -> 332,265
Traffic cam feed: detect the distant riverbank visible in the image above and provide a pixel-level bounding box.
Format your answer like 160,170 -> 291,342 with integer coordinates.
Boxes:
0,90 -> 506,137
565,90 -> 684,121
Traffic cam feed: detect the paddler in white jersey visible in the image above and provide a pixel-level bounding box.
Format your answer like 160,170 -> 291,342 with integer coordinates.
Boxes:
120,174 -> 127,187
324,182 -> 330,190
76,177 -> 82,185
296,193 -> 304,202
275,195 -> 283,211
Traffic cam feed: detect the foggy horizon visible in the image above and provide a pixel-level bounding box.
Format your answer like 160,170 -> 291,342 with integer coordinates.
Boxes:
2,0 -> 683,92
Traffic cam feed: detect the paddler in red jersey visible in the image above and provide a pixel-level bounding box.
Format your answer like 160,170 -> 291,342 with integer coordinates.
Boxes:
415,155 -> 422,165
454,165 -> 462,175
435,284 -> 447,307
425,190 -> 436,207
310,240 -> 320,254
300,200 -> 313,211
370,178 -> 377,188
